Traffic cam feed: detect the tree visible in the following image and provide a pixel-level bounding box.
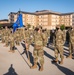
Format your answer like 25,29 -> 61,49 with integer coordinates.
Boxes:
60,24 -> 65,30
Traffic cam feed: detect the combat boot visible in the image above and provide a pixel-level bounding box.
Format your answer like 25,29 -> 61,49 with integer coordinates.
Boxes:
39,65 -> 43,71
59,59 -> 63,65
67,54 -> 72,58
52,58 -> 58,63
30,64 -> 37,69
8,50 -> 12,52
12,50 -> 15,53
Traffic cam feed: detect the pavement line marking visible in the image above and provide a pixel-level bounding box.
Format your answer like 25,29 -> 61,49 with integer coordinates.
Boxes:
17,49 -> 32,68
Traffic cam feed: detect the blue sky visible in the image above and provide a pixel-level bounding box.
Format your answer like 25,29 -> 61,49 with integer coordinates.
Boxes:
0,0 -> 74,19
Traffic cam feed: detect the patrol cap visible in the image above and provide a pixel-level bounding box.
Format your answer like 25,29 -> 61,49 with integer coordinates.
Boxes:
36,25 -> 42,30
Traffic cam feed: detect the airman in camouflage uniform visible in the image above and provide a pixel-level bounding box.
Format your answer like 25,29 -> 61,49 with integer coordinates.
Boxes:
31,27 -> 45,71
0,29 -> 1,40
42,29 -> 50,47
0,29 -> 2,42
24,27 -> 31,60
1,28 -> 5,43
20,28 -> 25,41
15,29 -> 20,46
9,31 -> 15,53
42,29 -> 47,46
52,26 -> 65,64
67,26 -> 74,58
4,26 -> 10,47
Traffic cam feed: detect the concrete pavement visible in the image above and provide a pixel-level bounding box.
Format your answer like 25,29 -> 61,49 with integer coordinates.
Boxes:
0,42 -> 74,75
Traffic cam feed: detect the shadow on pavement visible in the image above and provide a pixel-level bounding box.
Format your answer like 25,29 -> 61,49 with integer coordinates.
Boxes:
44,51 -> 55,60
64,46 -> 69,57
21,42 -> 26,50
51,62 -> 74,75
47,45 -> 54,51
64,51 -> 69,57
21,43 -> 27,55
3,64 -> 18,75
21,42 -> 34,65
29,51 -> 34,65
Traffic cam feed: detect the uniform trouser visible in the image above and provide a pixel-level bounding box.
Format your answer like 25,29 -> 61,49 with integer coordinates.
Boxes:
55,45 -> 64,60
43,40 -> 47,46
5,36 -> 9,46
1,36 -> 5,43
33,46 -> 44,65
25,40 -> 30,59
16,39 -> 20,45
25,39 -> 31,51
10,41 -> 15,50
69,43 -> 74,55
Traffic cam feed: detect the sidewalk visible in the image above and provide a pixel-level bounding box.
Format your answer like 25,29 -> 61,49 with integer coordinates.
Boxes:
0,42 -> 74,75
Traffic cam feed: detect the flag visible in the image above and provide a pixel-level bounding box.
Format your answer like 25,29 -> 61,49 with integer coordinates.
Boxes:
13,13 -> 23,32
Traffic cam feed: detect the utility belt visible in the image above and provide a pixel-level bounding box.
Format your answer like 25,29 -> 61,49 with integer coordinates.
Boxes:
35,45 -> 42,50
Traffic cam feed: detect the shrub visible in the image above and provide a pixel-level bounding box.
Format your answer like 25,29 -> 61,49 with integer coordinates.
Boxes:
60,24 -> 65,30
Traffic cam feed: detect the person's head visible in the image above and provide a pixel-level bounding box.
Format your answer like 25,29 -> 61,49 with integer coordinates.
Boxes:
36,25 -> 42,30
42,29 -> 45,33
25,27 -> 27,30
56,26 -> 60,31
34,27 -> 39,31
68,26 -> 72,31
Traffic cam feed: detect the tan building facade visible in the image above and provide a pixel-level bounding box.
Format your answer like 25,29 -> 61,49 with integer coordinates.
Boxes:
60,13 -> 74,27
8,10 -> 74,29
8,12 -> 17,23
23,14 -> 37,26
0,19 -> 9,24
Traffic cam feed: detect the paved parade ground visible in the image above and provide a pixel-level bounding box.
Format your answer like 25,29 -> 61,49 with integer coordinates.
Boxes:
0,42 -> 74,75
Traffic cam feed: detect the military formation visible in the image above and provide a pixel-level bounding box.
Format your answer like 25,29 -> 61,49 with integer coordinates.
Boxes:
0,25 -> 74,71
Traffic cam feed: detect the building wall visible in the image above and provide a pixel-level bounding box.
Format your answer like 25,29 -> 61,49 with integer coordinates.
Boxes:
8,11 -> 74,29
25,14 -> 36,26
0,21 -> 9,24
8,14 -> 17,23
60,14 -> 73,27
8,13 -> 37,27
51,14 -> 60,29
72,14 -> 74,25
37,15 -> 49,28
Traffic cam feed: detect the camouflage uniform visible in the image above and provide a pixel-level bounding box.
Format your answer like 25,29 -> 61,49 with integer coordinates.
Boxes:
24,28 -> 31,59
68,27 -> 74,58
1,29 -> 5,43
20,28 -> 25,41
53,28 -> 65,64
0,29 -> 2,41
4,28 -> 10,47
24,28 -> 31,49
15,29 -> 20,46
42,29 -> 48,46
0,30 -> 1,41
9,32 -> 15,53
31,27 -> 45,71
